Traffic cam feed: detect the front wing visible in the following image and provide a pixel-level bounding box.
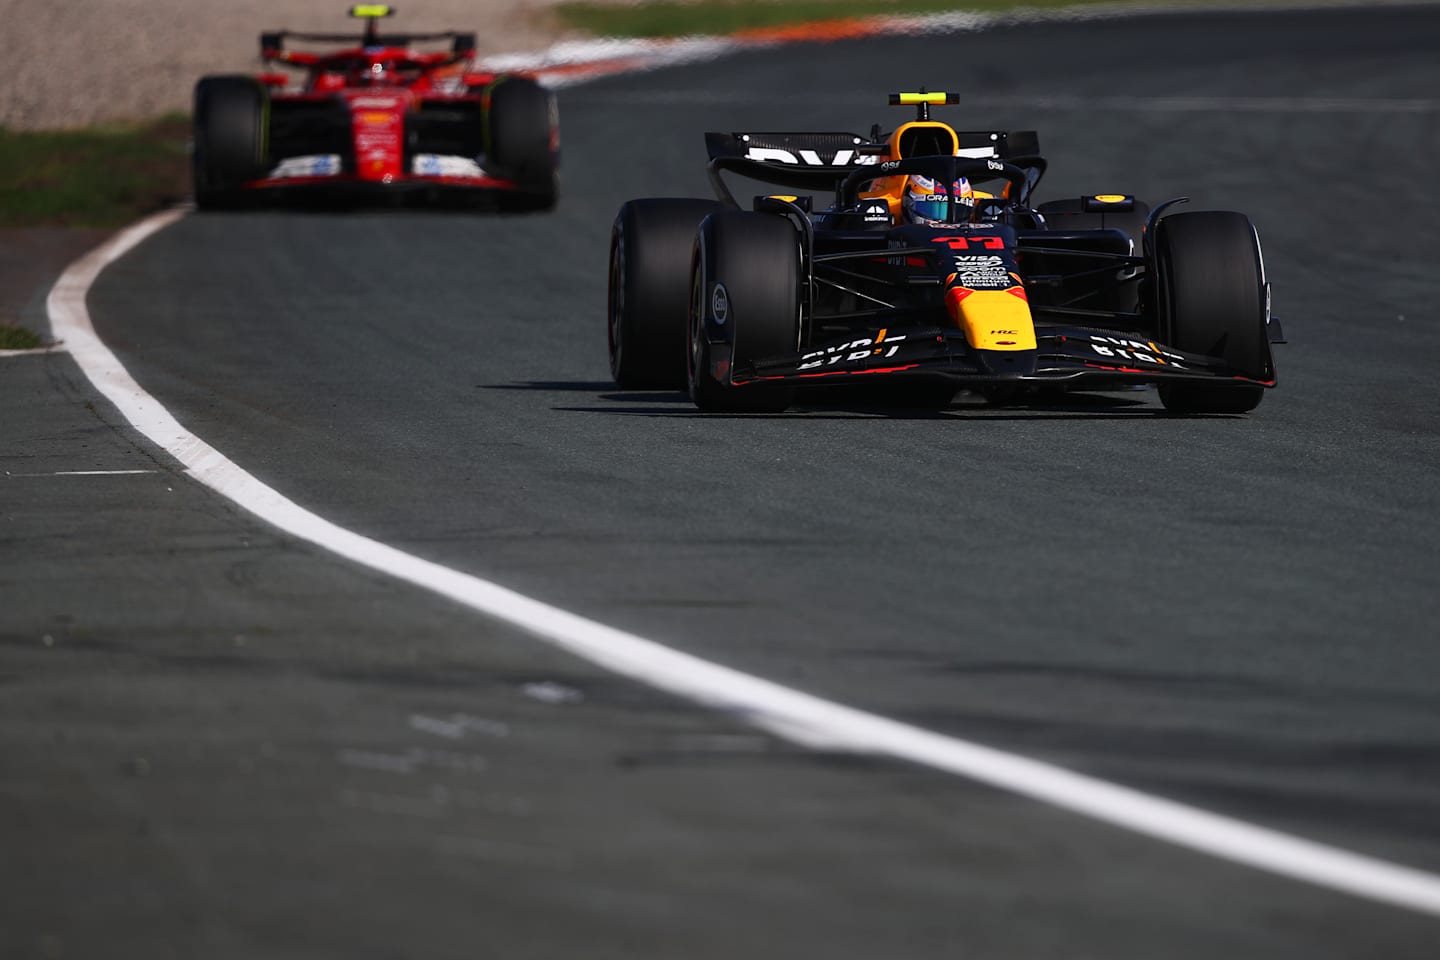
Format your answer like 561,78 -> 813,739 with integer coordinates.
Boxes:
730,326 -> 1277,390
242,167 -> 537,198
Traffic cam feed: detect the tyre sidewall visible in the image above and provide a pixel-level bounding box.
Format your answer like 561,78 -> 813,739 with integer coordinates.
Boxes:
193,76 -> 268,207
689,211 -> 800,412
485,76 -> 557,202
1153,210 -> 1271,413
610,198 -> 721,389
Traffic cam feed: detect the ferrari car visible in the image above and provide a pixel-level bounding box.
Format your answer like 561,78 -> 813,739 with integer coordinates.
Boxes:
607,91 -> 1283,414
192,5 -> 558,210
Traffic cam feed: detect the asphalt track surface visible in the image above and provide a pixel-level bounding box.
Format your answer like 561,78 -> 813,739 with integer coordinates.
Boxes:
4,6 -> 1440,959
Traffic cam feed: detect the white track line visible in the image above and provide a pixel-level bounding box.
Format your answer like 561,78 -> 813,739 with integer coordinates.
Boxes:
47,209 -> 1440,917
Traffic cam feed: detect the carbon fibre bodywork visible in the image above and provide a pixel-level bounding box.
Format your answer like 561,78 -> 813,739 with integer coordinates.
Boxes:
705,152 -> 1278,396
608,93 -> 1283,413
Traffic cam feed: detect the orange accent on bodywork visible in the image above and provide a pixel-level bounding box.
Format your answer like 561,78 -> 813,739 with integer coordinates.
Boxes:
890,121 -> 960,159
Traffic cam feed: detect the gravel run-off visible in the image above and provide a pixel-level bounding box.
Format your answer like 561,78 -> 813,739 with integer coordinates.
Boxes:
3,0 -> 578,130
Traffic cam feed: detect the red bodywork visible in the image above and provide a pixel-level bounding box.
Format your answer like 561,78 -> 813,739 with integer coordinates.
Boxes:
231,19 -> 558,200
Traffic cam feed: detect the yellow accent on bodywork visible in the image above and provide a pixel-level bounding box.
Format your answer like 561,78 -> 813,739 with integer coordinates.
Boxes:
894,92 -> 949,105
350,5 -> 393,18
948,290 -> 1037,351
767,195 -> 799,203
1093,194 -> 1128,204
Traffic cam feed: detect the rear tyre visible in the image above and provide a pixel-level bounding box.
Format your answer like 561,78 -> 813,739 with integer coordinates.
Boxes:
1035,196 -> 1149,313
1035,197 -> 1150,251
688,212 -> 800,413
608,198 -> 721,389
486,76 -> 558,211
193,76 -> 268,210
1152,211 -> 1270,415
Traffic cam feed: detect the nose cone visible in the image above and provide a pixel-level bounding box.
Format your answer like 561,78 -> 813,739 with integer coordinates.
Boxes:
945,285 -> 1037,351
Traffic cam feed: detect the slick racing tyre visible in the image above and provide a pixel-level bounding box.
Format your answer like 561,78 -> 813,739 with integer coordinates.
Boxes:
485,76 -> 558,211
1152,211 -> 1271,414
192,76 -> 269,210
1035,197 -> 1150,251
609,198 -> 722,389
688,211 -> 800,414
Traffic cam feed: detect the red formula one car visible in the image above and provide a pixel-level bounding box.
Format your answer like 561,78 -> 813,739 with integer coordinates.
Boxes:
192,5 -> 559,210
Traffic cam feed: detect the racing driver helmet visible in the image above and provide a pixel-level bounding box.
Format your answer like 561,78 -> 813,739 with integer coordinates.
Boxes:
902,174 -> 975,226
350,59 -> 392,86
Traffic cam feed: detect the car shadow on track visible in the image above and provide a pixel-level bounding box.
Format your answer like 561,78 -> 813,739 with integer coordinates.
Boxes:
491,380 -> 1265,420
487,381 -> 1192,420
483,380 -> 623,393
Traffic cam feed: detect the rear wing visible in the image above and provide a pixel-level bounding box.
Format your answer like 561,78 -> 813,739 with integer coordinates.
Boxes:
261,7 -> 476,60
261,30 -> 477,59
704,129 -> 1042,205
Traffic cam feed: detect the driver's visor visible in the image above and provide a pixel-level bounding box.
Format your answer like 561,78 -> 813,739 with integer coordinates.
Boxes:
910,197 -> 967,223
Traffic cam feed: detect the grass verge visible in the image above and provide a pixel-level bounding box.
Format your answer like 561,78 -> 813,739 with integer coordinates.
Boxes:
0,325 -> 45,350
0,0 -> 1236,227
0,115 -> 189,228
552,0 -> 1098,38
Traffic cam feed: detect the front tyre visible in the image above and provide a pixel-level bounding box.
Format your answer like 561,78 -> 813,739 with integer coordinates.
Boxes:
688,211 -> 800,413
486,76 -> 558,211
1152,211 -> 1271,414
193,75 -> 269,210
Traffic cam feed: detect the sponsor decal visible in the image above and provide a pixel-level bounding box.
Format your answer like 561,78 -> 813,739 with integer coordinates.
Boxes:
1094,194 -> 1128,204
267,154 -> 342,179
743,147 -> 876,166
413,154 -> 485,178
954,269 -> 1014,290
351,96 -> 404,109
711,283 -> 729,324
1088,335 -> 1186,367
356,119 -> 400,167
987,159 -> 1005,172
943,249 -> 1018,289
860,201 -> 891,223
359,111 -> 394,125
799,331 -> 906,370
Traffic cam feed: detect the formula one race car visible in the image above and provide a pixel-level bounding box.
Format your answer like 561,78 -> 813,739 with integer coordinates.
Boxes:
608,92 -> 1283,414
192,5 -> 558,210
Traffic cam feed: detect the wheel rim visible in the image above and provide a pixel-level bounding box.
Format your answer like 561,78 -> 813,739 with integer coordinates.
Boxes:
687,260 -> 704,399
607,227 -> 624,376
